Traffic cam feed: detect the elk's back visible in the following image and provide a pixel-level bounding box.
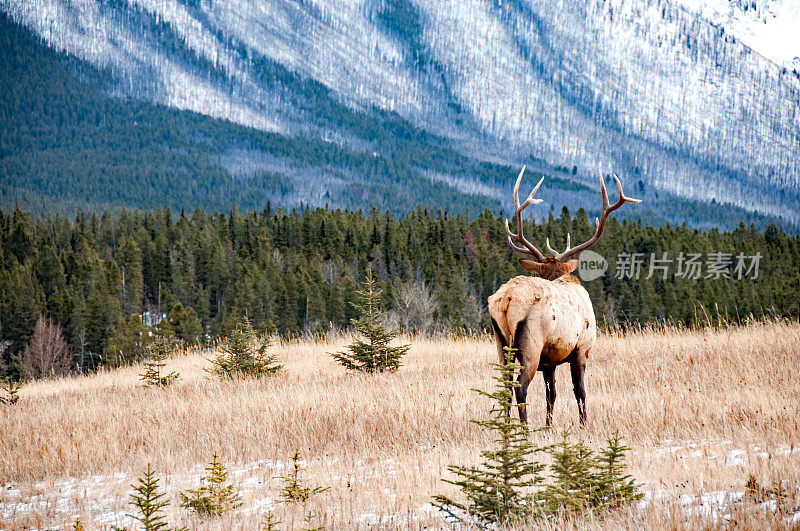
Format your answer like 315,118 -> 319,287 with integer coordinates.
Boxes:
488,276 -> 596,361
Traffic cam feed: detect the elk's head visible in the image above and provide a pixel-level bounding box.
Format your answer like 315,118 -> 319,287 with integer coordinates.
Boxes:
504,167 -> 640,280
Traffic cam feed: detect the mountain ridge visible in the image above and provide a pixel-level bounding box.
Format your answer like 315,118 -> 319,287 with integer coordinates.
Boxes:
1,0 -> 798,228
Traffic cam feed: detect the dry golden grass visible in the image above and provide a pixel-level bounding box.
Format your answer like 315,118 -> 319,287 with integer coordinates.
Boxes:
1,320 -> 799,529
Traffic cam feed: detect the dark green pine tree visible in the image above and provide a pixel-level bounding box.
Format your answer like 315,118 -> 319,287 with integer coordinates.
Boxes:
331,268 -> 409,373
139,336 -> 180,388
127,464 -> 172,531
209,316 -> 282,379
104,314 -> 151,367
1,263 -> 45,372
168,303 -> 203,348
6,206 -> 36,264
540,430 -> 598,514
118,237 -> 144,319
590,432 -> 642,509
432,341 -> 543,527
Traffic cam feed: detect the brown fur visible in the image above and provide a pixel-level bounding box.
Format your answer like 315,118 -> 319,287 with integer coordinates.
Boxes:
518,257 -> 580,281
488,258 -> 595,426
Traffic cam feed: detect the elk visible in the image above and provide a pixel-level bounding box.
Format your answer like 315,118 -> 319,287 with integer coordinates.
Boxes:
488,167 -> 640,427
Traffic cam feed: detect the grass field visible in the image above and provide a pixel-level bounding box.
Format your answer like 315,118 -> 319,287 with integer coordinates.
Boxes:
1,320 -> 799,529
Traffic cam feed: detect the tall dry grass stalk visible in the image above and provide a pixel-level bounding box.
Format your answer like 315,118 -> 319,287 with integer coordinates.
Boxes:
1,320 -> 799,529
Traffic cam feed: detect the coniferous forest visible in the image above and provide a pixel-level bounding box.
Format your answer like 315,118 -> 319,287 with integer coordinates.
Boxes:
1,203 -> 797,377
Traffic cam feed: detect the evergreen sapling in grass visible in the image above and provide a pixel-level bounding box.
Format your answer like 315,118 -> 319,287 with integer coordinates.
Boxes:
302,512 -> 325,531
0,376 -> 21,405
745,473 -> 799,515
331,268 -> 409,373
591,432 -> 642,509
745,473 -> 764,503
261,512 -> 281,530
209,316 -> 282,379
432,340 -> 544,527
765,478 -> 798,514
540,430 -> 642,516
540,430 -> 597,513
124,463 -> 185,531
139,337 -> 179,388
180,452 -> 242,516
279,449 -> 329,503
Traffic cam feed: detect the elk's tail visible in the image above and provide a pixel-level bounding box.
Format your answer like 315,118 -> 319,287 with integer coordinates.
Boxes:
489,293 -> 526,365
489,293 -> 512,338
489,294 -> 517,362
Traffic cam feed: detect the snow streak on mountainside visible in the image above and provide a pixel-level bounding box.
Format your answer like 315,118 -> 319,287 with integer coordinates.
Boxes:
2,0 -> 799,222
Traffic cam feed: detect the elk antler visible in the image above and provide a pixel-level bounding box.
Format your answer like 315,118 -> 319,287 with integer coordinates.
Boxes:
548,171 -> 641,261
504,166 -> 546,261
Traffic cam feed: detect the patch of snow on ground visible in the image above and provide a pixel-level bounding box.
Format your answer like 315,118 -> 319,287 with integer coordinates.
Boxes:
0,455 -> 410,526
654,438 -> 799,468
3,446 -> 797,525
727,448 -> 747,466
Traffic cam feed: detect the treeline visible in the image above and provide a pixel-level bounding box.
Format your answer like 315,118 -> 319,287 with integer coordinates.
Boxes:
0,204 -> 798,376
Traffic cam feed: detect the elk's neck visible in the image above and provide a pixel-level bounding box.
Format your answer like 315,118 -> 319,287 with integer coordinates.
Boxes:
542,273 -> 581,285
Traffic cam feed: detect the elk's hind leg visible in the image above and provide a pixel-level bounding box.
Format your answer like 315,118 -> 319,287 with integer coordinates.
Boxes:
515,366 -> 534,425
569,350 -> 588,426
512,319 -> 541,427
543,367 -> 556,427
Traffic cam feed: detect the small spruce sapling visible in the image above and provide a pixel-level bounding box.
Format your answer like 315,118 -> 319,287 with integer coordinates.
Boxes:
591,432 -> 642,509
302,511 -> 325,531
766,478 -> 798,514
209,317 -> 282,379
126,463 -> 185,531
0,377 -> 21,405
279,450 -> 329,503
540,430 -> 642,515
432,340 -> 544,527
262,512 -> 281,530
745,473 -> 798,514
331,268 -> 409,373
139,337 -> 180,388
540,430 -> 598,513
180,452 -> 242,516
745,473 -> 764,502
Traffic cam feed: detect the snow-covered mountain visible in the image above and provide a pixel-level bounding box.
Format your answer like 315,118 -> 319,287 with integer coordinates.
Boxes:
2,0 -> 799,224
675,0 -> 800,70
